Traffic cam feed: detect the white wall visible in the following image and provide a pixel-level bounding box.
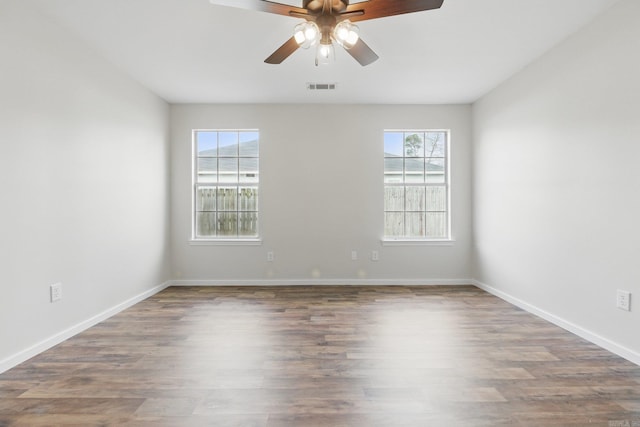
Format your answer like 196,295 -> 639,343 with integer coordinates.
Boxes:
473,0 -> 640,362
171,104 -> 472,284
0,2 -> 171,369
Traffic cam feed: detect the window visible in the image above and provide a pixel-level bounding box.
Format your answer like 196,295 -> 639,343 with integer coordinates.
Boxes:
193,130 -> 259,240
384,130 -> 449,240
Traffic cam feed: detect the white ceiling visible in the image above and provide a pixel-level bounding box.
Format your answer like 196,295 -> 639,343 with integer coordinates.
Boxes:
32,0 -> 619,104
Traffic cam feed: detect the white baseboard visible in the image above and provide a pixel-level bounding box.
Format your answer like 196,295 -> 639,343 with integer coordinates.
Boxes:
0,281 -> 171,375
169,278 -> 474,287
473,279 -> 640,366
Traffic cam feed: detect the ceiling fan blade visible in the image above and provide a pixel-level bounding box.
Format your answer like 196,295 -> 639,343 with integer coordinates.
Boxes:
344,38 -> 379,66
265,37 -> 300,64
209,0 -> 308,18
345,0 -> 444,22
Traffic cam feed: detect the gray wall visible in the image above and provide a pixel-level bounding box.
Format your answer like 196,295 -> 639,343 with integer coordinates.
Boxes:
473,0 -> 640,362
0,2 -> 171,368
171,104 -> 473,284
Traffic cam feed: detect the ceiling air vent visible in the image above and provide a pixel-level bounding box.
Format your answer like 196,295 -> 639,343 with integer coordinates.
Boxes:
307,83 -> 337,91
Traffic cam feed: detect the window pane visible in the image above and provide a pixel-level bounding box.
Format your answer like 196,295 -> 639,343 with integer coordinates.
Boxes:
196,187 -> 216,212
406,213 -> 426,237
384,158 -> 403,183
239,158 -> 259,183
384,212 -> 404,237
404,132 -> 424,157
217,187 -> 237,211
405,186 -> 425,212
384,186 -> 404,211
384,132 -> 403,157
196,131 -> 217,156
218,132 -> 239,157
217,212 -> 237,236
238,187 -> 258,211
426,158 -> 445,184
239,132 -> 259,157
218,157 -> 238,183
426,212 -> 447,238
197,158 -> 217,183
426,186 -> 446,211
404,158 -> 425,183
238,212 -> 258,236
425,132 -> 446,157
196,212 -> 216,237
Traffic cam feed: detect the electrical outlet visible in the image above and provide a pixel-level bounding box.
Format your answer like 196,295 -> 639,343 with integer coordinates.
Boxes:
351,250 -> 358,261
616,290 -> 631,311
371,250 -> 379,261
267,251 -> 274,262
50,283 -> 62,303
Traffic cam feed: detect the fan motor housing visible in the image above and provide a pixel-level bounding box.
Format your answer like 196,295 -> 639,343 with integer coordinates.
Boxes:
304,0 -> 348,13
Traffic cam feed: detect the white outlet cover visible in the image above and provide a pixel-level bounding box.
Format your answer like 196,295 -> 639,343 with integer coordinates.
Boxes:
50,283 -> 62,302
617,290 -> 631,311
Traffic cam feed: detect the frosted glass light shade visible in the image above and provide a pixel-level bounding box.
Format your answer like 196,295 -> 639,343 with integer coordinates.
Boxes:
316,42 -> 335,65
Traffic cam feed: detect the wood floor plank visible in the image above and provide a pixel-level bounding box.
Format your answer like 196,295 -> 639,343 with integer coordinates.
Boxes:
1,285 -> 639,426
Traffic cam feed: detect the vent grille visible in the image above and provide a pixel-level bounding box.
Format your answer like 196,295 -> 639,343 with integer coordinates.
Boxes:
307,83 -> 337,91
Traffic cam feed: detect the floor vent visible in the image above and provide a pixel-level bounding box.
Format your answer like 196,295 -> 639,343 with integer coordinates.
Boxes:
307,82 -> 337,91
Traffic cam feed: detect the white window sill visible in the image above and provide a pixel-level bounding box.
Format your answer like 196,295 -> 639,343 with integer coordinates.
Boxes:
381,238 -> 455,246
189,238 -> 262,246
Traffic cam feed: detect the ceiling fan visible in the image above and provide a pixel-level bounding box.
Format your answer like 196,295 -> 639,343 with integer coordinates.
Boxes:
208,0 -> 444,66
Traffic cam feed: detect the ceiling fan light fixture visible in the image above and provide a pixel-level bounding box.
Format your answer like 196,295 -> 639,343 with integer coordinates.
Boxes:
333,20 -> 359,49
211,0 -> 444,66
294,21 -> 320,49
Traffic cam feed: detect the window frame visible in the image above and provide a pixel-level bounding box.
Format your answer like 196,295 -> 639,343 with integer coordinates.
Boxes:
190,129 -> 262,245
382,129 -> 452,244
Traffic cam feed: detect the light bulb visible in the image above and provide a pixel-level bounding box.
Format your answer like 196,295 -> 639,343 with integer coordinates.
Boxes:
304,24 -> 318,41
336,27 -> 349,42
346,30 -> 359,46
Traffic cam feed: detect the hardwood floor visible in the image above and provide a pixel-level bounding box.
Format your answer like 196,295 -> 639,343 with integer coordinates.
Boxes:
1,285 -> 639,426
